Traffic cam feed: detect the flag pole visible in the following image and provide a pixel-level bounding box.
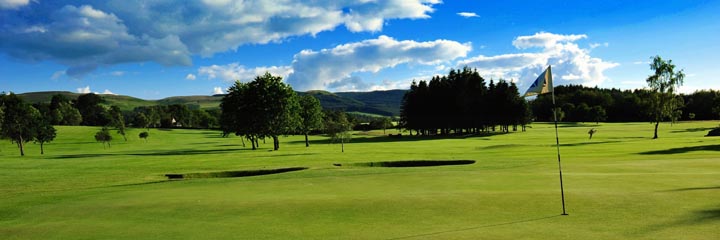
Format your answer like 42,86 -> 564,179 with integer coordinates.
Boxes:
549,66 -> 568,216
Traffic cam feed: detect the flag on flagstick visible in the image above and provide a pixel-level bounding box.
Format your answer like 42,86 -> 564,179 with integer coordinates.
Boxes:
524,66 -> 553,97
522,65 -> 568,216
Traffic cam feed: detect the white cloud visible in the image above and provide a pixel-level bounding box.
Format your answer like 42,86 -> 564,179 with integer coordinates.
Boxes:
0,1 -> 441,76
287,35 -> 471,91
51,70 -> 65,80
198,64 -> 293,82
102,89 -> 116,95
213,87 -> 225,95
110,71 -> 125,76
1,4 -> 191,78
457,12 -> 479,18
0,0 -> 30,9
512,32 -> 587,49
589,42 -> 609,49
77,86 -> 91,94
460,32 -> 618,88
185,73 -> 197,80
196,36 -> 469,91
633,61 -> 649,65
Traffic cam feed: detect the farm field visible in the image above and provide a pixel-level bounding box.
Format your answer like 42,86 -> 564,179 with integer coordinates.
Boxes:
0,122 -> 718,239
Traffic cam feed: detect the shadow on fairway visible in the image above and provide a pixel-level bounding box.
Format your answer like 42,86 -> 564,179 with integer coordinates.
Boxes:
692,207 -> 720,222
166,167 -> 308,180
293,132 -> 509,145
105,180 -> 170,188
559,140 -> 622,147
663,186 -> 720,192
557,122 -> 600,128
671,127 -> 715,133
639,144 -> 720,155
476,144 -> 527,150
51,148 -> 249,159
387,215 -> 562,240
345,160 -> 475,168
643,206 -> 720,234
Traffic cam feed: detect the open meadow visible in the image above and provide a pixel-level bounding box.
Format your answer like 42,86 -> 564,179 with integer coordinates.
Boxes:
1,121 -> 718,239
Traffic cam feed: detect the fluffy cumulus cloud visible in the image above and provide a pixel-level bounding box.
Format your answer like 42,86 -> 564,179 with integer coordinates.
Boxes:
0,0 -> 440,77
0,4 -> 190,77
213,87 -> 225,95
198,63 -> 293,82
76,86 -> 91,94
287,35 -> 471,91
196,35 -> 469,91
0,0 -> 30,9
459,32 -> 618,89
185,73 -> 197,80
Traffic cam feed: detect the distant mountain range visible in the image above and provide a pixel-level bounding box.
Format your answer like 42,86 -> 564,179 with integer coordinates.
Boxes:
17,90 -> 407,117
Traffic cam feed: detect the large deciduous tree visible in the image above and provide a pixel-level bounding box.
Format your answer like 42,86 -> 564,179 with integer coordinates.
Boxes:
0,93 -> 40,156
646,55 -> 685,139
221,72 -> 301,150
298,95 -> 324,147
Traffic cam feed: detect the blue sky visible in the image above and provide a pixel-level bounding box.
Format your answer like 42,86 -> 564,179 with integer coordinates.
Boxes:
1,0 -> 718,99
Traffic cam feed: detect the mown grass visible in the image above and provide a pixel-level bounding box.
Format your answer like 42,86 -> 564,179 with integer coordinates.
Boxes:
0,121 -> 718,239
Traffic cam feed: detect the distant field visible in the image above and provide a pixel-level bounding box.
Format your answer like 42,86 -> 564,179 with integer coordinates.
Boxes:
0,122 -> 718,239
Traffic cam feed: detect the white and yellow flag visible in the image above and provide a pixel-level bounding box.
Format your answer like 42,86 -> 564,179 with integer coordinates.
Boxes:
523,66 -> 553,97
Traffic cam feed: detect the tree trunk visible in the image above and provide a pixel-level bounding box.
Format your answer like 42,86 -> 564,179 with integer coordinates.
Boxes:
250,136 -> 256,150
304,134 -> 310,147
653,121 -> 660,139
273,136 -> 279,151
241,137 -> 246,147
40,142 -> 45,155
18,141 -> 25,157
341,136 -> 344,153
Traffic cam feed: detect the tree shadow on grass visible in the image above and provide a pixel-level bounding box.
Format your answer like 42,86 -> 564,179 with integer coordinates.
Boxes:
557,122 -> 600,128
692,208 -> 720,223
51,147 -> 318,159
559,140 -> 622,147
638,144 -> 720,155
642,206 -> 720,234
386,215 -> 562,240
104,180 -> 171,188
51,148 -> 249,159
662,186 -> 720,192
292,132 -> 509,145
671,127 -> 715,133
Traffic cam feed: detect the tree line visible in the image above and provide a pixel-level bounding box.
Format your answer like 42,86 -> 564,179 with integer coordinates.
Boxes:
25,93 -> 222,130
400,67 -> 531,135
529,85 -> 716,123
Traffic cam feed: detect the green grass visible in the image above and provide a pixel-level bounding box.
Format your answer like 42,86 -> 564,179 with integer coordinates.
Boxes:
1,122 -> 718,239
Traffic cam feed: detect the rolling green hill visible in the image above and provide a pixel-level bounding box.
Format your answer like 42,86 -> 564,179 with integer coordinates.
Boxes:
17,90 -> 407,116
